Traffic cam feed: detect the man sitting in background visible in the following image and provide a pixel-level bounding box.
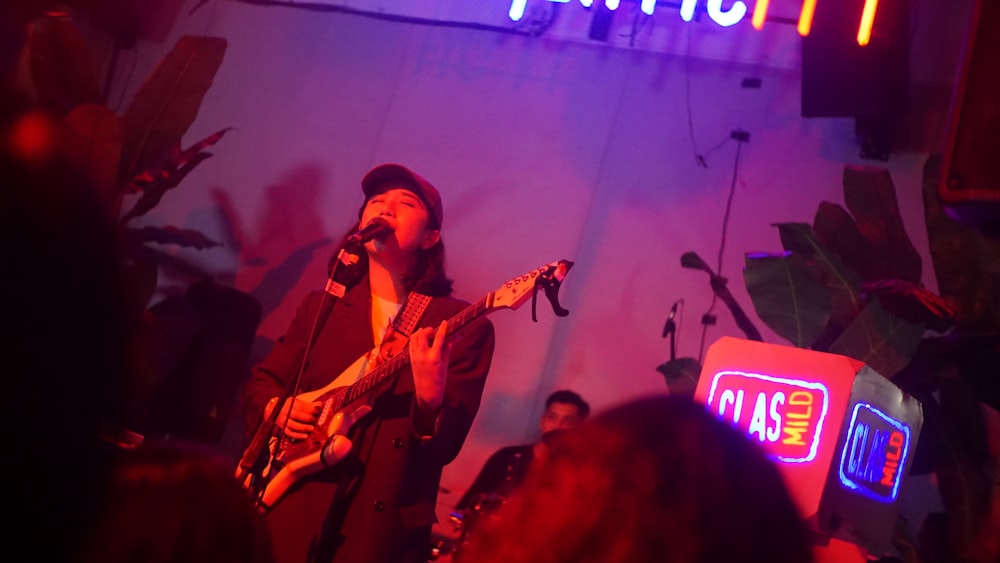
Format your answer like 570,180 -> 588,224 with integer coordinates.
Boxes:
450,389 -> 590,557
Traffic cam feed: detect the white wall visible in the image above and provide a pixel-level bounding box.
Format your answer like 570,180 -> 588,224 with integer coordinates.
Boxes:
106,0 -> 974,552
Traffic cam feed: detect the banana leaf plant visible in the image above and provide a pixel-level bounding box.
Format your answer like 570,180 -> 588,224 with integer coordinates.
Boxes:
24,13 -> 230,317
730,163 -> 998,563
21,13 -> 260,440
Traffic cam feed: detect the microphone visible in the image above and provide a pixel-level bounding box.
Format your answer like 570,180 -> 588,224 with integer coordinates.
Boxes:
347,217 -> 393,245
662,300 -> 680,338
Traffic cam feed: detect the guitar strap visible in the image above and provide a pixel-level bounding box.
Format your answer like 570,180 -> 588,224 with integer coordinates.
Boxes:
370,292 -> 432,369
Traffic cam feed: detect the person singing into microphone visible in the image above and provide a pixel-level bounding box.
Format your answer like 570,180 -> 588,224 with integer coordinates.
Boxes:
239,163 -> 496,563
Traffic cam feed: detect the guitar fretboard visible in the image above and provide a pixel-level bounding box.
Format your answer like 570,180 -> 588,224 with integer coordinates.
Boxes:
327,292 -> 494,413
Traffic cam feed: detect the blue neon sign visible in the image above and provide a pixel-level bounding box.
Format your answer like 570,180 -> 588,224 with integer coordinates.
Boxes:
838,403 -> 911,503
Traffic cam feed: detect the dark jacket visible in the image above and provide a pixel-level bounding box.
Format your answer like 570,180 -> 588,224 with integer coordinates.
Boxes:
455,444 -> 534,511
241,279 -> 495,563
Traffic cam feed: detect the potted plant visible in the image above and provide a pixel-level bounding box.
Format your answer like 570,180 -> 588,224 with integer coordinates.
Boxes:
21,12 -> 261,444
665,159 -> 999,562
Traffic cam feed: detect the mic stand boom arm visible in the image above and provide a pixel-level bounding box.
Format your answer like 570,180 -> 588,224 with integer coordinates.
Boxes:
236,243 -> 363,495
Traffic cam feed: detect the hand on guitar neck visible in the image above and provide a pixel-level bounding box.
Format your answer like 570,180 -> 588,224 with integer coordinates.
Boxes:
410,320 -> 453,414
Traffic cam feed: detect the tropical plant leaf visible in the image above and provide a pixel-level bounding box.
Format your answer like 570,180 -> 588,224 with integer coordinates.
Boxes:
64,104 -> 121,214
828,298 -> 924,379
919,392 -> 992,560
163,127 -> 231,172
897,360 -> 991,535
813,200 -> 878,282
127,126 -> 230,189
119,35 -> 227,185
121,152 -> 213,223
26,15 -> 103,114
937,369 -> 992,469
862,279 -> 958,332
889,514 -> 923,563
744,252 -> 831,348
121,128 -> 232,225
921,156 -> 1000,333
655,357 -> 702,398
775,222 -> 863,329
680,251 -> 713,274
893,333 -> 1000,423
842,166 -> 922,283
127,226 -> 222,250
121,250 -> 160,322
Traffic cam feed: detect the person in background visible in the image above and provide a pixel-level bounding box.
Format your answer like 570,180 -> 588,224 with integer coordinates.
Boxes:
459,394 -> 815,563
455,389 -> 590,511
450,389 -> 590,557
239,163 -> 496,563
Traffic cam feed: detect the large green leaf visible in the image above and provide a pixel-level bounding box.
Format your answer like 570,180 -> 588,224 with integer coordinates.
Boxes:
842,166 -> 922,283
917,384 -> 993,560
27,15 -> 103,114
775,222 -> 863,329
828,298 -> 924,379
893,333 -> 1000,416
889,515 -> 922,563
921,155 -> 1000,333
120,127 -> 231,223
120,152 -> 213,223
813,200 -> 877,284
744,252 -> 831,348
119,35 -> 227,185
64,104 -> 121,215
862,279 -> 957,333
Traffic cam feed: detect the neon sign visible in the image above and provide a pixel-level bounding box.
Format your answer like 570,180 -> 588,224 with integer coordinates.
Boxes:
705,370 -> 830,464
838,403 -> 912,502
509,0 -> 882,46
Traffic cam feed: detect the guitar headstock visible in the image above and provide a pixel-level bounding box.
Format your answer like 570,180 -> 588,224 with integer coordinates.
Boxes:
490,260 -> 573,311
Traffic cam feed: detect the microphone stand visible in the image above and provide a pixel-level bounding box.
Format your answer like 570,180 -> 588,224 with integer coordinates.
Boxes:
665,321 -> 676,361
661,300 -> 680,362
237,241 -> 364,497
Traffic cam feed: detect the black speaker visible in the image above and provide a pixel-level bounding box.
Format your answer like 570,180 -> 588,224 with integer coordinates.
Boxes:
801,0 -> 910,118
938,0 -> 1000,206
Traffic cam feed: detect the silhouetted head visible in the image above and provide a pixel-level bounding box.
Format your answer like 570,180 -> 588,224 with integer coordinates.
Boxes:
463,394 -> 815,563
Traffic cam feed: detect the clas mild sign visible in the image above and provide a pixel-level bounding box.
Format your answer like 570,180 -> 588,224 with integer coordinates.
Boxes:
705,370 -> 830,464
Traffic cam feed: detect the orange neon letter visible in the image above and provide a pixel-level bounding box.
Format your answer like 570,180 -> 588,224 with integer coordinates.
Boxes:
858,0 -> 880,45
752,0 -> 770,30
798,0 -> 818,36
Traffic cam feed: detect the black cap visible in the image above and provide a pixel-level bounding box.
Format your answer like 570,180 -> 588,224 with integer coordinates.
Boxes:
361,163 -> 443,229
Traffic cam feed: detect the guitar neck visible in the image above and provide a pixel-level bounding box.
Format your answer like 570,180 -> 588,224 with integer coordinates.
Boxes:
331,292 -> 495,412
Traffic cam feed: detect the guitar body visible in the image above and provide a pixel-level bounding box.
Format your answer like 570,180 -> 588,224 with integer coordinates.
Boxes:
254,392 -> 372,511
237,260 -> 574,511
272,384 -> 374,467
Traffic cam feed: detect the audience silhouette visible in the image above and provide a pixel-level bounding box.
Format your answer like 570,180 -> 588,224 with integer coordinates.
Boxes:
460,394 -> 816,563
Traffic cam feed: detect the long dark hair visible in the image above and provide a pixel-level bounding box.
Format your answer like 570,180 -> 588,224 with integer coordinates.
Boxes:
327,220 -> 453,297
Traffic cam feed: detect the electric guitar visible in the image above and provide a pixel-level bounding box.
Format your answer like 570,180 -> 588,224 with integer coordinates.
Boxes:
237,259 -> 574,510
